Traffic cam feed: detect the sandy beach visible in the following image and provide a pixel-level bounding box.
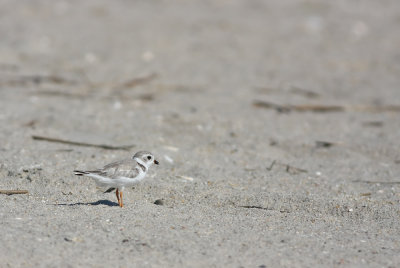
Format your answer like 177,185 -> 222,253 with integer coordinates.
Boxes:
0,1 -> 399,267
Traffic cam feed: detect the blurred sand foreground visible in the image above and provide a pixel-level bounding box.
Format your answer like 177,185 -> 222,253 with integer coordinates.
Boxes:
0,1 -> 399,267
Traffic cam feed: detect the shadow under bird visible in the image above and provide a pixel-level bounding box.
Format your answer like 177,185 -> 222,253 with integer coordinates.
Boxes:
74,151 -> 159,207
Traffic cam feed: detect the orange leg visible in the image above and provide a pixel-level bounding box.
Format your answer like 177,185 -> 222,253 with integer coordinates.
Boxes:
116,189 -> 120,207
119,191 -> 123,207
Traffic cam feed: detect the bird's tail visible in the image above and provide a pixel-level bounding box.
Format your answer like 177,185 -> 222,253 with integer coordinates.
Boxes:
74,170 -> 89,176
104,188 -> 116,193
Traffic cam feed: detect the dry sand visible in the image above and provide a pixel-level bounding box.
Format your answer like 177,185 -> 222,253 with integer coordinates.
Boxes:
0,1 -> 399,267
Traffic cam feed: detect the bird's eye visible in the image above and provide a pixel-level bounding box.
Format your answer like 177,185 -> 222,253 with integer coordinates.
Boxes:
147,156 -> 152,160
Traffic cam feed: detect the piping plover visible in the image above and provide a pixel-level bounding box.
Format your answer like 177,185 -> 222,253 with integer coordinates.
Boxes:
74,151 -> 159,207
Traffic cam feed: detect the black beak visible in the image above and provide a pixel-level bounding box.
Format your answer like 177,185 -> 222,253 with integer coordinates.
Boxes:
154,159 -> 159,165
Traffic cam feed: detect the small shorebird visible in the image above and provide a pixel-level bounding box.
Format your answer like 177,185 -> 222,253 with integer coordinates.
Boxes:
74,151 -> 159,207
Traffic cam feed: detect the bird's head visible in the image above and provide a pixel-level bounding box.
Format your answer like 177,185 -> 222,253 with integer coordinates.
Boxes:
133,151 -> 159,168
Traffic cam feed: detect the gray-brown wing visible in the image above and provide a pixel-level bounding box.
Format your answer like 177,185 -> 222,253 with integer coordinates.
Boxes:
91,159 -> 140,179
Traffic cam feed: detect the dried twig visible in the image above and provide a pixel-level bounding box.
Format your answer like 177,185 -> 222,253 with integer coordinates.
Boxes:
239,205 -> 290,213
253,101 -> 343,113
266,160 -> 276,171
292,104 -> 344,112
0,190 -> 28,195
253,100 -> 400,113
32,135 -> 135,150
265,160 -> 307,174
315,141 -> 335,148
239,205 -> 271,211
286,165 -> 308,174
352,180 -> 400,185
33,90 -> 87,98
114,73 -> 158,90
253,101 -> 291,113
0,74 -> 76,86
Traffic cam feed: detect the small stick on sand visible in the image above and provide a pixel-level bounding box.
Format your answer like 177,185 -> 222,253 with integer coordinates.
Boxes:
32,135 -> 135,150
286,165 -> 308,174
0,74 -> 76,86
0,190 -> 29,195
253,101 -> 344,113
265,160 -> 307,174
253,100 -> 400,113
115,73 -> 158,90
266,160 -> 276,171
352,180 -> 400,185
